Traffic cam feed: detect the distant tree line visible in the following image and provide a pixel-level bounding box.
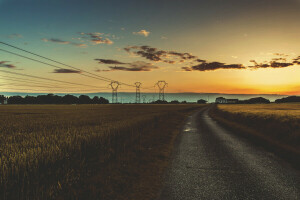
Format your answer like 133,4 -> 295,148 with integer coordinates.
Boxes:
1,94 -> 109,104
238,97 -> 270,104
275,96 -> 300,103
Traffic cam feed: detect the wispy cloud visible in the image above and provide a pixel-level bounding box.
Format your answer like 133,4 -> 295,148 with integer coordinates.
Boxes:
133,30 -> 150,37
183,62 -> 245,71
42,38 -> 70,44
53,69 -> 82,73
8,34 -> 23,39
183,55 -> 300,71
124,45 -> 197,64
95,59 -> 127,65
80,32 -> 113,45
42,38 -> 87,47
96,60 -> 159,72
0,61 -> 17,69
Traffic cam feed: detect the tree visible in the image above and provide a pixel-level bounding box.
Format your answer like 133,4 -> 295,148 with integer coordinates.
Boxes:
79,95 -> 91,104
0,95 -> 6,104
170,100 -> 180,104
197,99 -> 207,104
275,96 -> 300,103
99,97 -> 109,104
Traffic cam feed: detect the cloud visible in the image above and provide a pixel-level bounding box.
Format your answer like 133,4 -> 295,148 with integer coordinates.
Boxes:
249,60 -> 294,69
161,36 -> 168,40
0,61 -> 17,69
80,32 -> 113,45
183,62 -> 245,71
96,61 -> 159,72
124,45 -> 198,64
8,34 -> 23,39
42,38 -> 70,44
95,59 -> 127,65
42,38 -> 87,47
183,54 -> 299,72
133,30 -> 150,37
53,69 -> 82,73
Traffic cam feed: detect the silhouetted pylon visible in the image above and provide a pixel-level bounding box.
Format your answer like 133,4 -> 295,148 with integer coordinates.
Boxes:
109,81 -> 120,103
135,82 -> 142,103
155,80 -> 168,101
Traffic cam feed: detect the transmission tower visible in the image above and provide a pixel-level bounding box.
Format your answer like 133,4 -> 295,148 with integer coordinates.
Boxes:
135,82 -> 142,103
109,81 -> 120,103
155,80 -> 168,101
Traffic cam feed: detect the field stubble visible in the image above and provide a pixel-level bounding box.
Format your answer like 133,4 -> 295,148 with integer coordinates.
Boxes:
210,104 -> 300,168
0,104 -> 201,200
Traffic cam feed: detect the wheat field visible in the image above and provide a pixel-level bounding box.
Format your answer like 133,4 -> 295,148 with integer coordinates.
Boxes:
214,103 -> 300,154
0,104 -> 200,200
218,103 -> 300,119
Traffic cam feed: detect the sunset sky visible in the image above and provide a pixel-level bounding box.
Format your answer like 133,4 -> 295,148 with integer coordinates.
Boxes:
0,0 -> 300,94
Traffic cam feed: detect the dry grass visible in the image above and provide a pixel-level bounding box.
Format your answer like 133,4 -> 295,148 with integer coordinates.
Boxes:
210,104 -> 300,168
218,104 -> 300,119
0,104 -> 202,200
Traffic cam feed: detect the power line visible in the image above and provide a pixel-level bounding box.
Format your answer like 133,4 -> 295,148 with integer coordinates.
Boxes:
0,87 -> 107,93
0,41 -> 136,87
0,48 -> 115,83
0,69 -> 108,89
0,75 -> 80,88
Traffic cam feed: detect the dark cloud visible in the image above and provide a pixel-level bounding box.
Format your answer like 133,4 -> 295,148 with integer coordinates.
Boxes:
293,56 -> 300,65
182,53 -> 300,72
0,61 -> 17,69
96,61 -> 159,72
53,69 -> 82,73
95,59 -> 127,65
124,45 -> 199,64
80,32 -> 113,45
183,62 -> 245,71
195,59 -> 206,63
249,60 -> 294,69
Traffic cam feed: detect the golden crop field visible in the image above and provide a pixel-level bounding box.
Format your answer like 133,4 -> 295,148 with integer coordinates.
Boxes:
0,104 -> 201,200
213,103 -> 300,158
218,103 -> 300,119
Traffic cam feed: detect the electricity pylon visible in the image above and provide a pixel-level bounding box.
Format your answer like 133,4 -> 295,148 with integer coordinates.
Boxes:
155,80 -> 168,101
109,81 -> 120,103
135,82 -> 142,103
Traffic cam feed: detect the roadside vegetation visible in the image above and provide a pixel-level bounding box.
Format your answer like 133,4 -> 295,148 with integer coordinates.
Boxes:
0,104 -> 202,200
210,104 -> 300,168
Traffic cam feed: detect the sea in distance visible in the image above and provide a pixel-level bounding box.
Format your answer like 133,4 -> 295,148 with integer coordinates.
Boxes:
0,92 -> 289,103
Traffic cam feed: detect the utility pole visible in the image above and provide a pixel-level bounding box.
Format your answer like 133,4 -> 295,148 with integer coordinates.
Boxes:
135,82 -> 142,103
109,81 -> 120,104
155,80 -> 168,101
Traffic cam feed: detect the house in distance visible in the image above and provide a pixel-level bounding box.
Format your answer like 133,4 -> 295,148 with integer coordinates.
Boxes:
215,97 -> 239,104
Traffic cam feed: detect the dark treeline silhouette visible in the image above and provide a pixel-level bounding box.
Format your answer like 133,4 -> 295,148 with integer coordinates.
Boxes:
0,95 -> 6,104
197,99 -> 207,104
4,94 -> 109,104
239,97 -> 270,104
275,96 -> 300,103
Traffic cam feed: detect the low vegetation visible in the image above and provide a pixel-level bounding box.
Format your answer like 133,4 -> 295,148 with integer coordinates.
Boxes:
0,104 -> 202,200
210,104 -> 300,168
